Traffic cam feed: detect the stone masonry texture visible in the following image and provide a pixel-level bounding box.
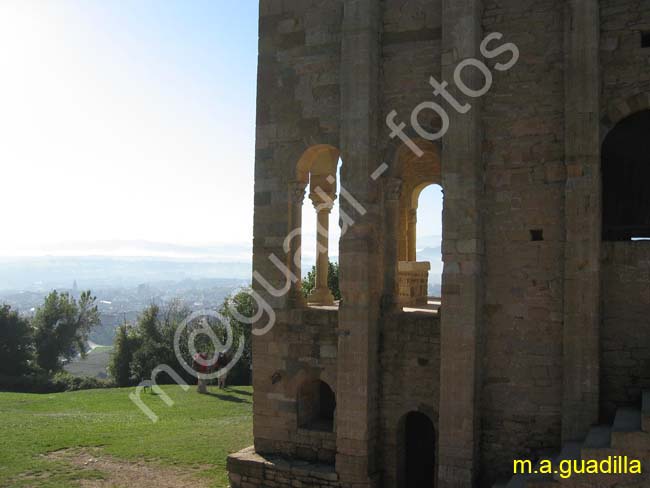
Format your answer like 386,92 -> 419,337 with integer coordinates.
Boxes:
230,1 -> 650,487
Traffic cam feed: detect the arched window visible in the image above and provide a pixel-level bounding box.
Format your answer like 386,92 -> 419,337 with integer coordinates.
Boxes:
301,158 -> 342,302
288,145 -> 341,307
602,110 -> 650,241
414,183 -> 443,298
392,139 -> 442,310
297,379 -> 336,432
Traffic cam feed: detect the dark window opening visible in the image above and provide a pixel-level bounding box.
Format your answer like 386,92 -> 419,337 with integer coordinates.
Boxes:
530,229 -> 544,241
642,31 -> 650,48
602,110 -> 650,241
297,380 -> 336,432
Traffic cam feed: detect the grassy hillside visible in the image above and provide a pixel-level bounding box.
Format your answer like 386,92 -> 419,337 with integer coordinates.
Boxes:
0,385 -> 253,487
64,346 -> 114,378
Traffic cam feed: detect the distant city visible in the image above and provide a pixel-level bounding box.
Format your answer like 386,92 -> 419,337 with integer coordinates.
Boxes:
0,238 -> 442,346
0,275 -> 248,346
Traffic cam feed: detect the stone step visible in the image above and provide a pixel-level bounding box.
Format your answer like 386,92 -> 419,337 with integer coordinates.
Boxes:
612,407 -> 641,433
503,473 -> 557,488
583,425 -> 611,449
494,453 -> 559,488
550,442 -> 582,483
495,401 -> 649,488
554,441 -> 582,463
493,474 -> 558,488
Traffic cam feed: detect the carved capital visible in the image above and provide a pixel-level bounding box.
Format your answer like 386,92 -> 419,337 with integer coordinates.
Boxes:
309,191 -> 336,212
288,181 -> 306,205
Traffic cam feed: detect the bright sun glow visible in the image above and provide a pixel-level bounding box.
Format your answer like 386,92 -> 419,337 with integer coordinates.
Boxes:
0,1 -> 257,256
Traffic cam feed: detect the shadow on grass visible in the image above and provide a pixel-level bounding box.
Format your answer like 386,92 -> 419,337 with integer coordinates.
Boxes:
227,388 -> 252,396
203,391 -> 251,404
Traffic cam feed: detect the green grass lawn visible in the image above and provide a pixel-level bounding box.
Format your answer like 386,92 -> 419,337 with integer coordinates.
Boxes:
0,385 -> 253,487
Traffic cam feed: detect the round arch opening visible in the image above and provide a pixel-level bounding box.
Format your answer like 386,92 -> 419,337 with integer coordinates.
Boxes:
297,379 -> 336,432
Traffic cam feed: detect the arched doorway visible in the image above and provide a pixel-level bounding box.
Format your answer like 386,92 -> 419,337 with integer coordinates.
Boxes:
399,411 -> 436,488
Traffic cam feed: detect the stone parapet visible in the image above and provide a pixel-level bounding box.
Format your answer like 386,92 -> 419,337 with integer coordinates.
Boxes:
228,446 -> 341,488
397,261 -> 431,306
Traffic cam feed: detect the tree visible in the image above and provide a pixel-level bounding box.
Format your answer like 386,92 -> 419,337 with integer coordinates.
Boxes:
127,302 -> 190,385
108,324 -> 141,386
327,261 -> 341,301
32,291 -> 100,373
109,297 -> 254,387
219,289 -> 255,384
301,261 -> 341,301
0,305 -> 33,377
129,305 -> 167,383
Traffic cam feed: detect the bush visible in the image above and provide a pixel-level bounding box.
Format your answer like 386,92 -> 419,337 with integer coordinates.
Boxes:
0,371 -> 114,393
50,371 -> 114,392
0,372 -> 54,393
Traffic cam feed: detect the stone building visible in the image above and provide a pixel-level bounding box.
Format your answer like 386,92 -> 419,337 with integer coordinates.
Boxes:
228,0 -> 650,486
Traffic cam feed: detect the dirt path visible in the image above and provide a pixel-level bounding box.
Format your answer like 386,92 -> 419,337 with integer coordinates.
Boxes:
45,448 -> 213,488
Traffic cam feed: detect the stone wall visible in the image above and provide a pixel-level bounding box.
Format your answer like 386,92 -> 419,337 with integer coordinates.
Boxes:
248,1 -> 650,487
599,0 -> 650,422
380,0 -> 442,156
253,308 -> 338,462
601,242 -> 650,421
480,0 -> 566,483
379,311 -> 440,488
600,0 -> 650,121
253,0 -> 344,463
228,447 -> 342,488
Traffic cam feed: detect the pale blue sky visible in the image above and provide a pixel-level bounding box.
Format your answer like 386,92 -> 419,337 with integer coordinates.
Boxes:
0,1 -> 441,260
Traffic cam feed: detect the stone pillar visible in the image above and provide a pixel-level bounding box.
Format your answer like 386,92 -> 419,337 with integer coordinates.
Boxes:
407,208 -> 417,261
562,0 -> 600,442
308,191 -> 335,306
384,178 -> 402,308
438,0 -> 484,486
288,181 -> 307,308
337,0 -> 381,485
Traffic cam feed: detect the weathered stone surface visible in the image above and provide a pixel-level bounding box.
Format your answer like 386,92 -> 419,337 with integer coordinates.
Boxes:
239,1 -> 650,487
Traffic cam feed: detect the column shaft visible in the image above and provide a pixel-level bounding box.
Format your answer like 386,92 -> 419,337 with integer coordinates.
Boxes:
288,182 -> 306,308
407,209 -> 417,262
562,0 -> 601,442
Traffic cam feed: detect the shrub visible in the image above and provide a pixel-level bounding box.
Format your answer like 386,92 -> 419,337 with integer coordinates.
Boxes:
50,371 -> 114,392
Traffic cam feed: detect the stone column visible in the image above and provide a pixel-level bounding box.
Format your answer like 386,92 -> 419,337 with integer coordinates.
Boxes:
562,0 -> 600,442
438,0 -> 484,486
407,208 -> 418,262
308,191 -> 335,306
398,205 -> 409,262
384,178 -> 402,308
288,181 -> 307,308
337,0 -> 381,485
